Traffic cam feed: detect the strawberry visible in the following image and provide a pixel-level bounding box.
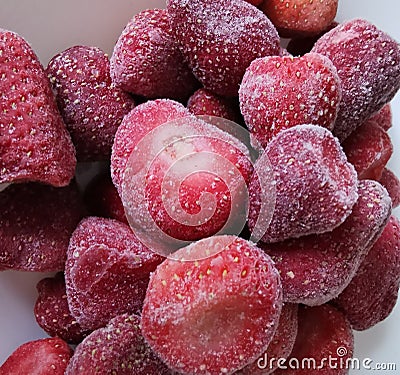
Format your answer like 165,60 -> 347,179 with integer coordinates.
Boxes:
334,216 -> 400,331
0,337 -> 72,375
141,235 -> 283,375
238,304 -> 299,375
342,118 -> 393,180
379,168 -> 400,208
0,29 -> 76,186
0,182 -> 85,272
187,88 -> 242,123
246,0 -> 263,5
66,314 -> 171,375
248,125 -> 358,243
47,45 -> 135,161
261,180 -> 392,306
167,0 -> 280,96
84,172 -> 127,224
261,0 -> 338,37
369,103 -> 392,131
111,9 -> 198,102
239,53 -> 341,147
312,19 -> 400,141
273,304 -> 353,375
65,217 -> 164,330
35,273 -> 91,344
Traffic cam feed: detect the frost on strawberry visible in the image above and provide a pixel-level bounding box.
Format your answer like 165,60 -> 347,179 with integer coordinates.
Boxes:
47,45 -> 135,161
66,314 -> 171,375
111,9 -> 198,102
334,216 -> 400,331
35,273 -> 91,344
312,19 -> 400,140
65,217 -> 164,330
0,29 -> 76,186
379,168 -> 400,208
141,235 -> 283,375
0,183 -> 85,272
238,304 -> 298,375
261,180 -> 392,306
167,0 -> 280,96
248,125 -> 358,243
239,53 -> 341,147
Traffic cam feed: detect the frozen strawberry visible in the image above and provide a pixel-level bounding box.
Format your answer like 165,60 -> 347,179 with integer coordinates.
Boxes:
167,0 -> 280,96
141,235 -> 283,375
0,183 -> 85,272
286,22 -> 339,56
369,103 -> 392,131
261,0 -> 338,37
238,304 -> 298,375
273,305 -> 353,375
111,99 -> 191,194
334,216 -> 400,331
239,53 -> 341,146
65,314 -> 171,375
187,88 -> 241,123
65,217 -> 164,330
248,125 -> 358,243
47,45 -> 135,161
112,99 -> 253,250
312,19 -> 400,140
261,180 -> 392,306
35,273 -> 91,344
0,337 -> 72,375
246,0 -> 263,5
0,29 -> 76,187
84,172 -> 127,224
342,119 -> 393,180
110,9 -> 198,102
379,168 -> 400,208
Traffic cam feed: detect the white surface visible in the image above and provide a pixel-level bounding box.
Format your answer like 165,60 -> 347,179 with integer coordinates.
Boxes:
0,0 -> 399,373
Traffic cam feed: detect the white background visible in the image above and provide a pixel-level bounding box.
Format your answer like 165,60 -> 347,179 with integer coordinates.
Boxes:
0,0 -> 399,373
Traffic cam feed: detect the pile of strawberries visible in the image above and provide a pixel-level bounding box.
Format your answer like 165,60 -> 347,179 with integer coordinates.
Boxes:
1,0 -> 400,374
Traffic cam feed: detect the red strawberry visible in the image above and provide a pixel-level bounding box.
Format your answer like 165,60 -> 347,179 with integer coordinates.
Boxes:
239,53 -> 341,147
238,304 -> 298,375
246,0 -> 263,5
0,183 -> 85,272
248,125 -> 358,243
369,103 -> 392,131
334,216 -> 400,330
286,22 -> 339,56
112,99 -> 253,250
66,314 -> 171,375
35,273 -> 91,344
167,0 -> 280,96
312,19 -> 400,141
0,29 -> 76,186
342,118 -> 393,180
379,168 -> 400,208
187,88 -> 241,123
261,180 -> 392,306
261,0 -> 338,37
84,172 -> 127,224
47,45 -> 135,161
273,305 -> 353,375
111,9 -> 198,102
0,337 -> 72,375
141,236 -> 283,375
65,217 -> 164,330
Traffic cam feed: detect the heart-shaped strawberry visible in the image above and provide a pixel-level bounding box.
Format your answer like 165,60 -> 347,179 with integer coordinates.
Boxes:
0,29 -> 76,186
239,53 -> 341,147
